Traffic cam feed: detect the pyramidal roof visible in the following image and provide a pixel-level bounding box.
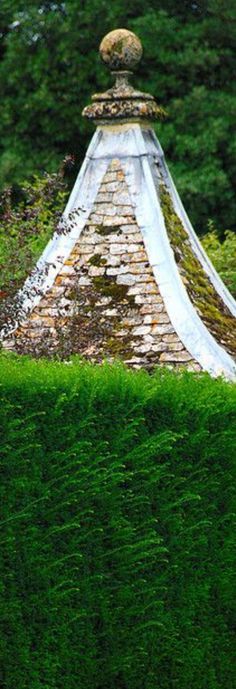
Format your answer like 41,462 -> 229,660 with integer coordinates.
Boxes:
2,29 -> 236,379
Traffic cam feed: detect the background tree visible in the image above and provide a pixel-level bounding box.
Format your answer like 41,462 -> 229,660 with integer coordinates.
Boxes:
0,0 -> 235,235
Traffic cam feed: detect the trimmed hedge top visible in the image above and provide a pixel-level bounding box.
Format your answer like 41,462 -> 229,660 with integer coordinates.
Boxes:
0,355 -> 235,689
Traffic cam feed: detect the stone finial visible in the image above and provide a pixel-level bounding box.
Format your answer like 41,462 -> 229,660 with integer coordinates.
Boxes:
99,29 -> 143,71
83,28 -> 164,124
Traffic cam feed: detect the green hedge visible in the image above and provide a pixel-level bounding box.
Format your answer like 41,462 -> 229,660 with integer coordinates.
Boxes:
0,355 -> 235,689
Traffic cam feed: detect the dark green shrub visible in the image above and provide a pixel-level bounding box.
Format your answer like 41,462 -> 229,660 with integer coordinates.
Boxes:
0,355 -> 235,689
0,166 -> 69,333
0,167 -> 69,299
202,226 -> 236,298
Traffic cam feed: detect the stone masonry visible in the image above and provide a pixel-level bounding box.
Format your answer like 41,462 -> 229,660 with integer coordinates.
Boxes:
7,160 -> 201,370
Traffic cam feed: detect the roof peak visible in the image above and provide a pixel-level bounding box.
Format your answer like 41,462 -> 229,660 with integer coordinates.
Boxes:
83,29 -> 164,124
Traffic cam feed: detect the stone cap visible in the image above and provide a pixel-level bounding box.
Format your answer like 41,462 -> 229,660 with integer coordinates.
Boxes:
83,29 -> 165,124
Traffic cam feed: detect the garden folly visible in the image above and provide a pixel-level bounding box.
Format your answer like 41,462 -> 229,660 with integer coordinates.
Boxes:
2,29 -> 236,379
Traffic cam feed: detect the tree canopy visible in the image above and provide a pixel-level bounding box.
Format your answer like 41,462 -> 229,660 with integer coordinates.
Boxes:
0,0 -> 236,234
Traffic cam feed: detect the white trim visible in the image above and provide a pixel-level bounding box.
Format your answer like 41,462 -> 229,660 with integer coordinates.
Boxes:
150,132 -> 236,317
120,145 -> 236,380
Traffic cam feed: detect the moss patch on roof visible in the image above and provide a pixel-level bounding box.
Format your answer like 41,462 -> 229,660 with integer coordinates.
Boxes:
61,279 -> 136,361
159,185 -> 236,358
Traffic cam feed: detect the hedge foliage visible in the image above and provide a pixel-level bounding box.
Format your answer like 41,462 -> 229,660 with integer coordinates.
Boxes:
0,355 -> 235,689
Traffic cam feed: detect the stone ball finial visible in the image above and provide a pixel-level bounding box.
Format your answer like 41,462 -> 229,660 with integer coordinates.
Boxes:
99,29 -> 143,72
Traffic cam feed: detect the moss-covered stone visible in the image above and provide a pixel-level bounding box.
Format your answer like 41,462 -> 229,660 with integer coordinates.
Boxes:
104,335 -> 134,359
96,224 -> 119,236
160,184 -> 236,358
93,275 -> 136,306
88,254 -> 107,267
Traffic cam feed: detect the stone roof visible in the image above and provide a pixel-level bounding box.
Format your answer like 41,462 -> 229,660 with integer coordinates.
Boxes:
2,29 -> 236,379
